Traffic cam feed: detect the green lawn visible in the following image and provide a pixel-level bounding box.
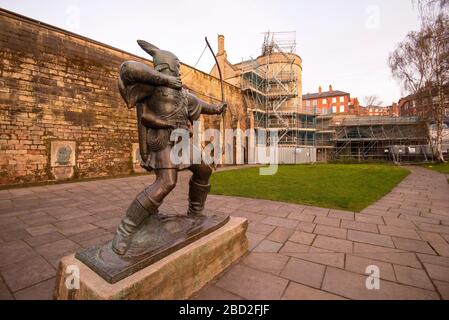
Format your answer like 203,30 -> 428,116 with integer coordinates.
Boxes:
421,162 -> 449,174
210,164 -> 410,212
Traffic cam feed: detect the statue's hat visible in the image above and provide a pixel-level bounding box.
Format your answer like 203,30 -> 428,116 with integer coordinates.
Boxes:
137,40 -> 179,73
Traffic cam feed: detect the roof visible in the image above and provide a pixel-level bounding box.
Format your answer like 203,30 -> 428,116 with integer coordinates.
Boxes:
303,90 -> 350,100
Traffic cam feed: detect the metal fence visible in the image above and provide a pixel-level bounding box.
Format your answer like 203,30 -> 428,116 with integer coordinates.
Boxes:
252,146 -> 317,164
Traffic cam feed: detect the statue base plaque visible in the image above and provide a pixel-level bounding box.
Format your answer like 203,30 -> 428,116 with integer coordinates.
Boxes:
54,216 -> 248,300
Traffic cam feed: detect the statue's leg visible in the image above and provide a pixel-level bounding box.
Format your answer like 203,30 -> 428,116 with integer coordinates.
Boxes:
187,163 -> 212,216
112,168 -> 178,255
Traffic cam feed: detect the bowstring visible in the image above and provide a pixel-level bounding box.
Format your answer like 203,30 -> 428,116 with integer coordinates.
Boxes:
180,44 -> 208,81
181,42 -> 236,120
182,43 -> 229,171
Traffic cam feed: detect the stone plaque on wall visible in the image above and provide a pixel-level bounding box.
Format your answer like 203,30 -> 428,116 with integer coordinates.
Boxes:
50,141 -> 76,181
131,143 -> 146,173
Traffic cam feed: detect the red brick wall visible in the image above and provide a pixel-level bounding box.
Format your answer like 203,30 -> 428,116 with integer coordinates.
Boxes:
0,9 -> 246,186
303,94 -> 350,115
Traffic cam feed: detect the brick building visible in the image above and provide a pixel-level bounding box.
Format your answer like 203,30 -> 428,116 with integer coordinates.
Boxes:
358,103 -> 399,117
348,97 -> 361,115
398,85 -> 449,119
302,85 -> 351,115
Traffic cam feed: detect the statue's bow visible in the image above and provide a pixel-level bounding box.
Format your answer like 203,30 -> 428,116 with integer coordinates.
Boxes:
205,37 -> 225,105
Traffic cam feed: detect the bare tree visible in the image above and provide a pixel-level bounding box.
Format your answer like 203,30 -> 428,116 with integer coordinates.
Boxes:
414,0 -> 449,16
363,95 -> 384,107
389,2 -> 448,162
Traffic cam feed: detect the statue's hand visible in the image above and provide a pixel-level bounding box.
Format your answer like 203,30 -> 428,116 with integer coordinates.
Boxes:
140,159 -> 152,172
166,76 -> 182,90
217,102 -> 227,115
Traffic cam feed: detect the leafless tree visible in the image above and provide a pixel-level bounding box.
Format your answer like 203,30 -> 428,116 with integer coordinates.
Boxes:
389,2 -> 448,162
363,95 -> 384,107
414,0 -> 449,17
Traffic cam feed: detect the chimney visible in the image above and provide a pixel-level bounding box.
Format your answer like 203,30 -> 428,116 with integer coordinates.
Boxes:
329,85 -> 333,92
318,86 -> 322,93
218,34 -> 225,55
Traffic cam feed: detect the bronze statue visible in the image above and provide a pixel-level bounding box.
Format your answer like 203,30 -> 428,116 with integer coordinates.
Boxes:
75,40 -> 229,283
112,40 -> 226,255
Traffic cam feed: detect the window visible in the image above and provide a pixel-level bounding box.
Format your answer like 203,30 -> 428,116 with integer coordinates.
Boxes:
332,97 -> 337,103
305,100 -> 310,107
340,96 -> 344,102
339,105 -> 345,113
332,106 -> 337,113
322,98 -> 327,104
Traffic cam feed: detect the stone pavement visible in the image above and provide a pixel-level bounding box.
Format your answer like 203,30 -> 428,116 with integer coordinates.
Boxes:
0,166 -> 448,300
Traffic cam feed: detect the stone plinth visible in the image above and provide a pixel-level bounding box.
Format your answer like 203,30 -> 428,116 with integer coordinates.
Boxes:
54,217 -> 248,300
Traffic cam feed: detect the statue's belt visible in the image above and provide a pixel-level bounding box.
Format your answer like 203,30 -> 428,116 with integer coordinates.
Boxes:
157,103 -> 190,128
158,103 -> 187,118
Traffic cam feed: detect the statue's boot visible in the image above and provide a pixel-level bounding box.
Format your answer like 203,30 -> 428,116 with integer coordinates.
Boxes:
112,192 -> 160,255
187,178 -> 211,216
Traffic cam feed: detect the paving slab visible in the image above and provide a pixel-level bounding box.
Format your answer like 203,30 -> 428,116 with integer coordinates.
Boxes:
215,264 -> 289,300
280,258 -> 326,289
322,267 -> 439,300
240,252 -> 289,275
282,282 -> 346,300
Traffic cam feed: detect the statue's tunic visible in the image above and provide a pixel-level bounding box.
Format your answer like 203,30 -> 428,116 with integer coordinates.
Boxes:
144,87 -> 201,170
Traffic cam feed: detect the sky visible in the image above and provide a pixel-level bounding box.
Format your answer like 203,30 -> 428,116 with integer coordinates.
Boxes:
0,0 -> 422,105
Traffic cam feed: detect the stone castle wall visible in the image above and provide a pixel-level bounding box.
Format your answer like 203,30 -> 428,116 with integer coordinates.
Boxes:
0,9 -> 247,186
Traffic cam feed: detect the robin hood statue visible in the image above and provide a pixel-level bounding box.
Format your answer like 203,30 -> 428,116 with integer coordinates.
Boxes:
74,39 -> 230,283
112,40 -> 227,255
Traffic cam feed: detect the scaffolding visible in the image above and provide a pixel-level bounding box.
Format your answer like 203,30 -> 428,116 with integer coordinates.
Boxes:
241,31 -> 314,147
329,116 -> 432,163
